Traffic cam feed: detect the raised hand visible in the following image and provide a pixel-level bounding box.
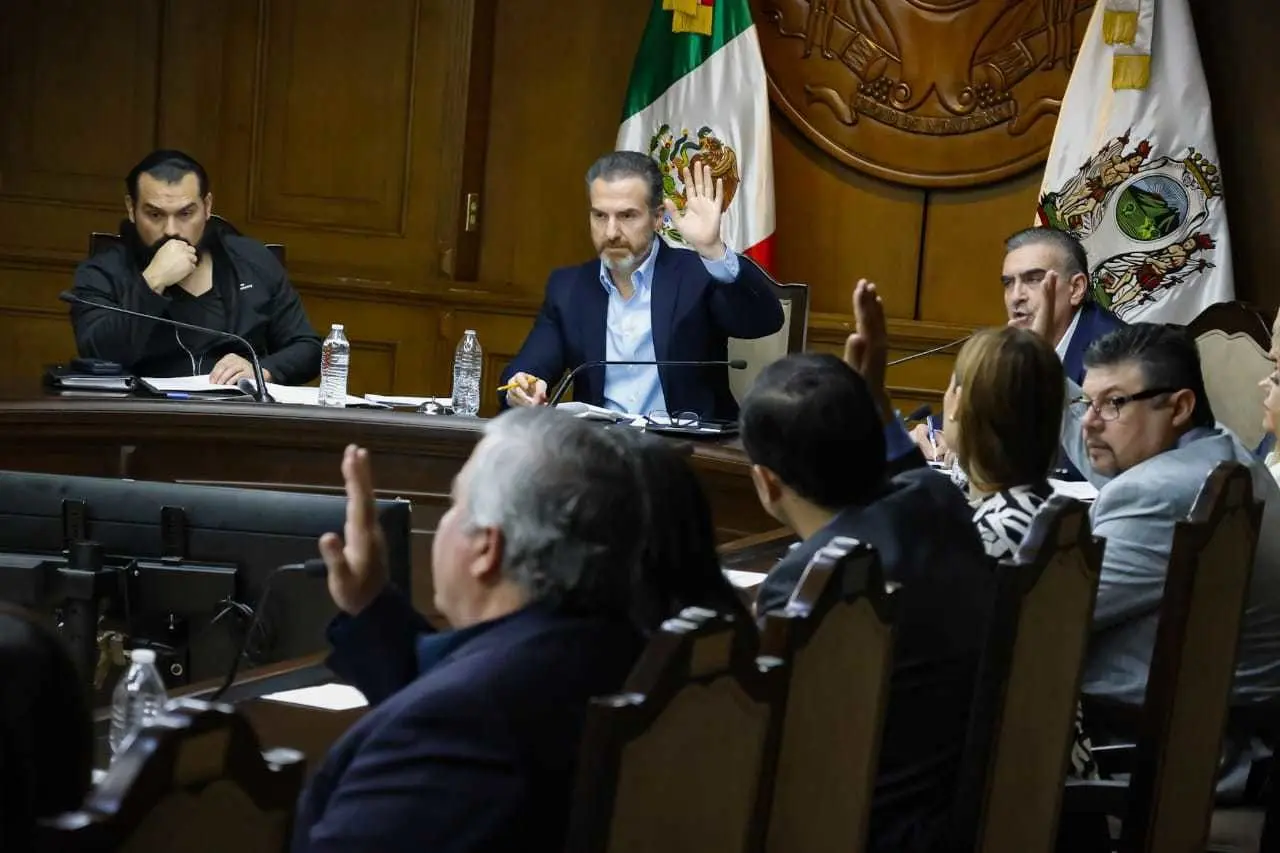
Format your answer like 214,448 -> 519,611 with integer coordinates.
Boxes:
663,163 -> 726,260
844,278 -> 893,422
318,445 -> 388,615
1029,270 -> 1059,342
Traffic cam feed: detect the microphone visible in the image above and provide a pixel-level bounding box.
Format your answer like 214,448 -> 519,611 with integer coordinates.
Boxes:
887,334 -> 971,367
546,358 -> 748,407
207,558 -> 327,702
59,290 -> 274,403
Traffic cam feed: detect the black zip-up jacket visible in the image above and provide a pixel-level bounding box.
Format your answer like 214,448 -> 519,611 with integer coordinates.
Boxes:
69,219 -> 322,384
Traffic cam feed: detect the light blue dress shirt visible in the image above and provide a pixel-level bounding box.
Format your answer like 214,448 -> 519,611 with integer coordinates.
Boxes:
598,237 -> 739,416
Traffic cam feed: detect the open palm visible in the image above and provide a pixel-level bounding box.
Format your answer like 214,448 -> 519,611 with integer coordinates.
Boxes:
664,163 -> 725,257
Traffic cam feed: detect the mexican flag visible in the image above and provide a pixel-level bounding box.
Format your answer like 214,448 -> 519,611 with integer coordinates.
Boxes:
617,0 -> 776,272
1036,0 -> 1233,324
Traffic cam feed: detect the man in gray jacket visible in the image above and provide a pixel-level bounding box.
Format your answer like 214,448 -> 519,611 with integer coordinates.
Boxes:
1032,273 -> 1280,795
1061,322 -> 1280,708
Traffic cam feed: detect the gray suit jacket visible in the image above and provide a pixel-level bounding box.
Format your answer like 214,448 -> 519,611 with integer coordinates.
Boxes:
1061,379 -> 1280,705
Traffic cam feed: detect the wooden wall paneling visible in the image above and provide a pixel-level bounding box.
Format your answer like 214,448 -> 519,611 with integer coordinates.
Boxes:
476,0 -> 652,295
156,0 -> 231,168
290,278 -> 441,397
435,294 -> 542,417
770,118 -> 926,319
432,0 -> 498,283
250,0 -> 420,233
917,169 -> 1043,329
0,0 -> 161,212
214,0 -> 452,281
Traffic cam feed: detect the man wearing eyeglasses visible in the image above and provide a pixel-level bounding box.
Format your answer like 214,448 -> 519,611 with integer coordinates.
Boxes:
1036,277 -> 1280,798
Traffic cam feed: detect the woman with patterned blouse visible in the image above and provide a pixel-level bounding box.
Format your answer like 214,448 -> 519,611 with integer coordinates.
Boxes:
940,326 -> 1099,780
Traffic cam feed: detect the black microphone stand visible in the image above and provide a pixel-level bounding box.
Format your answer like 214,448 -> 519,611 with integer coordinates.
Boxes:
59,290 -> 274,403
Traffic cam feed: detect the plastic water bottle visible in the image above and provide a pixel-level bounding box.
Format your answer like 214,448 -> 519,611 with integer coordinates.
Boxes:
108,648 -> 168,756
319,323 -> 350,407
452,330 -> 482,416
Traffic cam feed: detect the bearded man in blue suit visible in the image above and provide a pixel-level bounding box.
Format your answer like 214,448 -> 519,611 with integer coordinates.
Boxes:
499,151 -> 783,421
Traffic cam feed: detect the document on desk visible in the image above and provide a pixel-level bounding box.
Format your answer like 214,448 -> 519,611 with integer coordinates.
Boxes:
261,683 -> 369,711
555,401 -> 642,423
142,375 -> 242,394
142,376 -> 370,406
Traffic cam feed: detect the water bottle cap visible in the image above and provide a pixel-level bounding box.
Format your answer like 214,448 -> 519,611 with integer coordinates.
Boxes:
331,324 -> 344,331
130,648 -> 156,665
464,329 -> 476,335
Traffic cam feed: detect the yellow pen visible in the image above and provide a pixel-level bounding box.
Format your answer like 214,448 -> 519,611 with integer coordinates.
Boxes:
496,376 -> 541,393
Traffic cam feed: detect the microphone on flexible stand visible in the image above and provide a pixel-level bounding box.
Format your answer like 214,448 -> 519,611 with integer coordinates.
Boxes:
887,334 -> 972,367
546,358 -> 748,408
58,290 -> 275,403
207,558 -> 327,702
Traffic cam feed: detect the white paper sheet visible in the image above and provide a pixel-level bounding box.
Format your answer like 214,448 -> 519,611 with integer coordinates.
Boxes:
723,569 -> 766,590
554,401 -> 639,422
142,375 -> 239,393
1049,478 -> 1100,502
144,376 -> 371,407
261,683 -> 368,711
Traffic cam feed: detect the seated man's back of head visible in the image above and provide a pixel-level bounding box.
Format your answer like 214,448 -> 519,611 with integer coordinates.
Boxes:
741,353 -> 992,853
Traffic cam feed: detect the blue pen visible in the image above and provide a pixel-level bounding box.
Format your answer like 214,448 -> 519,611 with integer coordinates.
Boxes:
164,392 -> 191,400
927,421 -> 939,460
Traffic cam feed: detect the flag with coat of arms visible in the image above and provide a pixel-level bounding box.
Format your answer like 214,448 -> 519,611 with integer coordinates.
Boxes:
616,0 -> 776,272
1037,0 -> 1233,324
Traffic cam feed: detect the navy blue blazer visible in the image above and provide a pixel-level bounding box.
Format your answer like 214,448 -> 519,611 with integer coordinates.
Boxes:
292,591 -> 643,853
1061,300 -> 1126,385
1055,301 -> 1125,479
757,470 -> 993,853
499,241 -> 784,420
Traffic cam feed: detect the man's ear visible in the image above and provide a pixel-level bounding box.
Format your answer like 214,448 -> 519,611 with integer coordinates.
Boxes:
467,526 -> 504,585
125,196 -> 136,223
1169,389 -> 1198,430
749,463 -> 784,508
204,193 -> 214,217
1068,272 -> 1089,308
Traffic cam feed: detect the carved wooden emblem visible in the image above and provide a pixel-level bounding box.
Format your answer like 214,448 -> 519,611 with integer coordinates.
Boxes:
752,0 -> 1097,187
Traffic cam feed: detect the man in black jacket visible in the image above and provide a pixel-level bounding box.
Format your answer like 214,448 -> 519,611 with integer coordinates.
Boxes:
69,150 -> 321,385
743,282 -> 992,853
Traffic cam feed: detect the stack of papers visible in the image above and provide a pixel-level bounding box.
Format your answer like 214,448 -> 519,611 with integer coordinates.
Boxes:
555,401 -> 640,423
142,376 -> 371,407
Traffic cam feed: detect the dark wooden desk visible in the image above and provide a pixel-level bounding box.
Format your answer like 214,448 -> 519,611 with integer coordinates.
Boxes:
0,386 -> 775,614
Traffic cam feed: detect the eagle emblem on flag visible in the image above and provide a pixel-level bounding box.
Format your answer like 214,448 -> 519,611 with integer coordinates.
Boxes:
1038,129 -> 1224,319
648,124 -> 741,246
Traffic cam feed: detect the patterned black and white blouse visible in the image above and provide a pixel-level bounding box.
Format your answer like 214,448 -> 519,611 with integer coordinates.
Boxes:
971,482 -> 1100,780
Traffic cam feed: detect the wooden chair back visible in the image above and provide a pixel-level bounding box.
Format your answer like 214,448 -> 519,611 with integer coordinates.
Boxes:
950,495 -> 1103,853
37,697 -> 306,853
1186,301 -> 1275,449
1121,461 -> 1262,853
728,255 -> 809,402
564,606 -> 784,853
758,536 -> 899,853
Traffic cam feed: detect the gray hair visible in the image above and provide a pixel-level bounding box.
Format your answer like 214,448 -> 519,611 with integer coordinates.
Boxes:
585,150 -> 664,211
1004,226 -> 1090,281
462,407 -> 645,614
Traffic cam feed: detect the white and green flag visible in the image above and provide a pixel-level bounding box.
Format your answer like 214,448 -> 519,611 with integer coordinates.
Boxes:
617,0 -> 775,270
1037,0 -> 1233,323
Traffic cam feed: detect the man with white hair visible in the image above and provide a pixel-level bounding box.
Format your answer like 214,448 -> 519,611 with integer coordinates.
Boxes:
292,408 -> 648,853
